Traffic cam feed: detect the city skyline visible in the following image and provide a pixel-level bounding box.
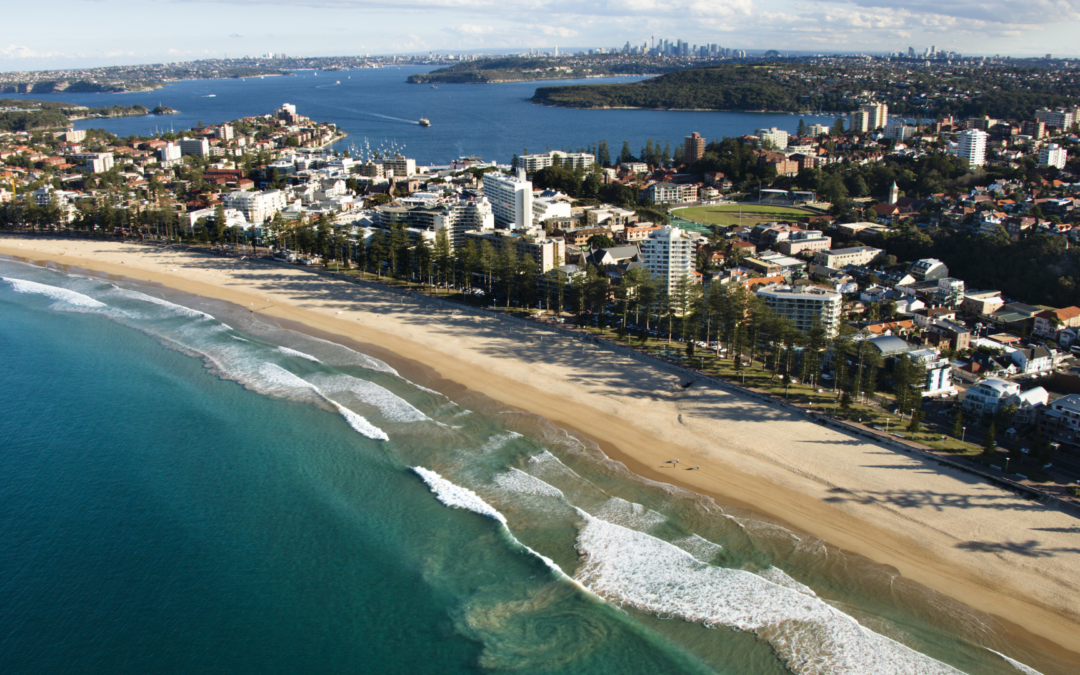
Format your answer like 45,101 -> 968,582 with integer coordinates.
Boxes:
2,0 -> 1079,71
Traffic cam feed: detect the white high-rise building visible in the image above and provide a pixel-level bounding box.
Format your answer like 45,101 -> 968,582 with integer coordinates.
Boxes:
955,129 -> 988,167
755,127 -> 789,150
860,102 -> 889,129
483,170 -> 533,230
224,189 -> 289,225
1040,143 -> 1067,169
640,225 -> 694,295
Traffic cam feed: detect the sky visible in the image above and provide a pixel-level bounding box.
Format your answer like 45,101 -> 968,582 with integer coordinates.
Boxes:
2,0 -> 1078,71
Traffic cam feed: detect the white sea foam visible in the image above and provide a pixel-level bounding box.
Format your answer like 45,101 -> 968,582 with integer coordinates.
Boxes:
987,649 -> 1044,675
493,468 -> 565,498
258,365 -> 388,440
412,467 -> 574,582
573,512 -> 962,675
277,346 -> 321,362
333,402 -> 390,441
4,277 -> 106,309
412,466 -> 507,524
758,567 -> 817,598
480,431 -> 523,454
595,497 -> 667,531
308,373 -> 430,423
110,288 -> 215,320
672,534 -> 723,561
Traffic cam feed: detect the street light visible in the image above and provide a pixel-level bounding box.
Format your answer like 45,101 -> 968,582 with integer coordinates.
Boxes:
1005,457 -> 1011,474
962,426 -> 967,443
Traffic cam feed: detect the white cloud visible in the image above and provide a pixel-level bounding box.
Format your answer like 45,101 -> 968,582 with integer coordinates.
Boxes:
0,45 -> 61,59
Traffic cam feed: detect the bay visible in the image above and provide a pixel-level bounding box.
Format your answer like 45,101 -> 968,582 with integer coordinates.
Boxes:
6,66 -> 837,164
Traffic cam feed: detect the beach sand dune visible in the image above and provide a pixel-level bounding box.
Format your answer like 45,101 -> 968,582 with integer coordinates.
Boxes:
4,239 -> 1079,662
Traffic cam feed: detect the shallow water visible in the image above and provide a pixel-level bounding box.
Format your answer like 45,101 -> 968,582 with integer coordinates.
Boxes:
0,258 -> 1069,674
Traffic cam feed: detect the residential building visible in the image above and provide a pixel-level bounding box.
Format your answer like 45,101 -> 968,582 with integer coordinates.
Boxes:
849,109 -> 870,134
158,142 -> 181,164
812,246 -> 882,268
1039,143 -> 1067,169
383,156 -> 416,178
179,138 -> 210,158
755,284 -> 843,337
483,170 -> 533,230
223,189 -> 289,225
640,225 -> 695,295
861,102 -> 889,129
954,129 -> 988,167
883,123 -> 916,141
961,378 -> 1020,418
1011,345 -> 1053,374
684,132 -> 706,161
962,290 -> 1004,316
516,151 -> 595,173
907,348 -> 956,396
376,198 -> 495,249
1006,387 -> 1048,427
1035,108 -> 1076,130
216,124 -> 234,141
927,319 -> 971,351
807,123 -> 830,137
755,127 -> 789,150
906,258 -> 949,282
644,182 -> 694,204
463,230 -> 564,274
72,152 -> 113,173
1038,394 -> 1080,446
1033,307 -> 1080,340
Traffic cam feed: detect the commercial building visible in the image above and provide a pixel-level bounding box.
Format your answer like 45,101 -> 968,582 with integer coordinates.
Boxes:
812,246 -> 882,268
640,226 -> 695,295
1039,143 -> 1067,169
483,170 -> 533,230
954,129 -> 988,167
755,284 -> 843,337
684,132 -> 706,161
962,378 -> 1020,418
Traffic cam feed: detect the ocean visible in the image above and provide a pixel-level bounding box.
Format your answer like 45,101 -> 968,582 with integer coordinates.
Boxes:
0,256 -> 1067,674
5,66 -> 836,165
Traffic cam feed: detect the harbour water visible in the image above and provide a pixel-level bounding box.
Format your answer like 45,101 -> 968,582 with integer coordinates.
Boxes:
0,257 -> 1069,674
6,67 -> 837,164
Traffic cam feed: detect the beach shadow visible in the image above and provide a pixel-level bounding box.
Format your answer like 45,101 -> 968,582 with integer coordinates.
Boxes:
954,540 -> 1080,558
823,486 -> 1044,513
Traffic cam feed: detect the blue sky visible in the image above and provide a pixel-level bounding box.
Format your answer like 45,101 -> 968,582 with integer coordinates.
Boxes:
2,0 -> 1077,70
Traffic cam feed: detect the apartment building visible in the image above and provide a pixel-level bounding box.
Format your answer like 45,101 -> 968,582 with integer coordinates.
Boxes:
755,284 -> 843,337
483,170 -> 533,230
954,129 -> 988,167
1039,143 -> 1067,169
463,230 -> 564,274
224,189 -> 289,225
179,138 -> 210,158
516,150 -> 595,173
1038,394 -> 1080,446
961,378 -> 1020,418
684,132 -> 706,161
640,225 -> 695,295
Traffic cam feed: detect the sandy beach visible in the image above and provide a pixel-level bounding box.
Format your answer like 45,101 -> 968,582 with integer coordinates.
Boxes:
3,238 -> 1079,663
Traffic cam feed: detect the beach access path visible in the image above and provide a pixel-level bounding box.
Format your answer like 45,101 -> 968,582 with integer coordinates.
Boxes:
3,238 -> 1079,661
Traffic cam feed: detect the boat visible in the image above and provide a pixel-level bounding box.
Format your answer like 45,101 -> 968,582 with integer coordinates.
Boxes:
336,80 -> 341,84
431,85 -> 437,89
419,118 -> 431,127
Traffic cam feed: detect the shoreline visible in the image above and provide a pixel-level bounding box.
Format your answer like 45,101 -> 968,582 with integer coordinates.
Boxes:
2,238 -> 1080,668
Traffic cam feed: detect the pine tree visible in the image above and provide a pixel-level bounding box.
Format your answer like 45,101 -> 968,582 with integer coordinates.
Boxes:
797,118 -> 807,137
433,228 -> 452,292
982,422 -> 997,455
620,141 -> 634,164
597,140 -> 611,167
952,409 -> 964,439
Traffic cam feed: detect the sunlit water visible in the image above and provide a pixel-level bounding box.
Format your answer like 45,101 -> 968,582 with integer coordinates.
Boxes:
0,257 -> 1066,674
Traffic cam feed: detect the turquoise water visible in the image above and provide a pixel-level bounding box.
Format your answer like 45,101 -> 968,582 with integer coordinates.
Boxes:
0,258 -> 1069,674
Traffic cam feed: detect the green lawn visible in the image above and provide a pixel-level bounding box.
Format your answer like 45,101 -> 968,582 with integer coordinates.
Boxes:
673,204 -> 819,228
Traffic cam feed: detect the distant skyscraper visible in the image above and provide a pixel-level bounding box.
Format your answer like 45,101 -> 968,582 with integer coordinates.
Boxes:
955,129 -> 988,167
684,132 -> 705,161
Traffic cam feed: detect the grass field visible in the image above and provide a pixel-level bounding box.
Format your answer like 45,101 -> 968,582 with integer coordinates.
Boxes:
674,204 -> 819,228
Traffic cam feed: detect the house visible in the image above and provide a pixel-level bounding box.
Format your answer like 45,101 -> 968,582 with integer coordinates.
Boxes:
1010,345 -> 1053,374
962,378 -> 1021,418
